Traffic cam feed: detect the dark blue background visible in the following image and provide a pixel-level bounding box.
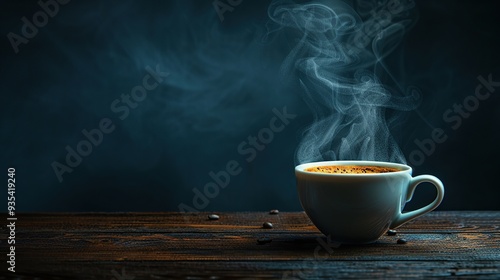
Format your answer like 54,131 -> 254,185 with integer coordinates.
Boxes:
1,0 -> 499,212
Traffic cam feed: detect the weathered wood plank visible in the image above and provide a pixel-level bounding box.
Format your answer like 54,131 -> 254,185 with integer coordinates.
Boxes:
0,212 -> 499,279
6,211 -> 500,233
12,232 -> 500,262
4,260 -> 500,279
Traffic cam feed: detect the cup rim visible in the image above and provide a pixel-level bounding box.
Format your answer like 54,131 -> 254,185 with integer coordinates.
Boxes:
295,160 -> 411,177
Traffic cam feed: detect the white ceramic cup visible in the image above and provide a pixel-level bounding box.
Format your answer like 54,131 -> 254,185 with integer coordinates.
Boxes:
295,160 -> 444,244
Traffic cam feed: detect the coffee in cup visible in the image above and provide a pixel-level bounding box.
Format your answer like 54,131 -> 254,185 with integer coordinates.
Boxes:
295,160 -> 444,244
305,165 -> 400,174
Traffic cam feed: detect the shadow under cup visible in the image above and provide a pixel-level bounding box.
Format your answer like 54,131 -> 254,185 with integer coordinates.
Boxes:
295,160 -> 445,244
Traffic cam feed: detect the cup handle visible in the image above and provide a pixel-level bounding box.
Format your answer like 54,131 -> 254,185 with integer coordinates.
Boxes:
391,175 -> 445,229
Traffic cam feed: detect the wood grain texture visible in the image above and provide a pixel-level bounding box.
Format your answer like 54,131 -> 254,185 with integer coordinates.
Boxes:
1,211 -> 499,279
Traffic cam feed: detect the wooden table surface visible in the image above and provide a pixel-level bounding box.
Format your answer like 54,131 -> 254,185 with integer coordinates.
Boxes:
1,211 -> 499,279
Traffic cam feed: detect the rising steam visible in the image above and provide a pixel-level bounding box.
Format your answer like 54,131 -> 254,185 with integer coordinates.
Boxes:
268,0 -> 419,164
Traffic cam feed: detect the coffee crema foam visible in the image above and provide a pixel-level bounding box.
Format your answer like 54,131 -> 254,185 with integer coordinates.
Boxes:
305,165 -> 400,174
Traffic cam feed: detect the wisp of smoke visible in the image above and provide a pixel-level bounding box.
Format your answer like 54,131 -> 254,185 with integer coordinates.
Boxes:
268,0 -> 419,164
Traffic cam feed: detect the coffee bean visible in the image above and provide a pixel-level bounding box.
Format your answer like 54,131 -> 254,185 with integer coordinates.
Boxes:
257,237 -> 272,245
397,238 -> 407,244
208,214 -> 219,220
387,229 -> 397,236
269,209 -> 279,215
262,222 -> 273,229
